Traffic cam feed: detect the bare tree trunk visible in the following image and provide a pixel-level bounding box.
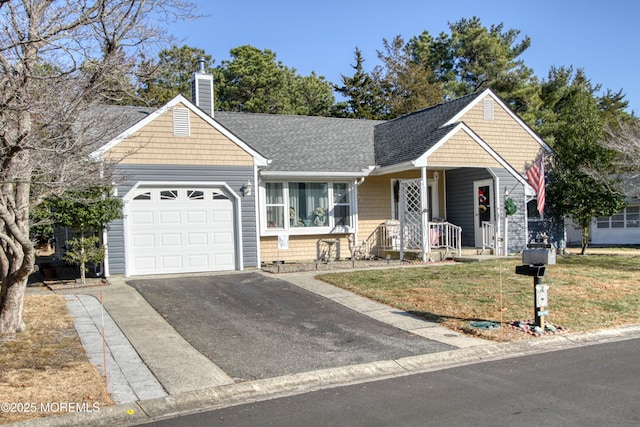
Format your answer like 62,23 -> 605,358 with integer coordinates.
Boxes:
0,278 -> 27,334
80,231 -> 87,285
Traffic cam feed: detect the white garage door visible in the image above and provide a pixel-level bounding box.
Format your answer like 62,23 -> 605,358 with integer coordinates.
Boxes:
127,187 -> 236,275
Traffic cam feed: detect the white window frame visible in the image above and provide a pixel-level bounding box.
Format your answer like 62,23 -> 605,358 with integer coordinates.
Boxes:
596,205 -> 640,229
260,181 -> 355,236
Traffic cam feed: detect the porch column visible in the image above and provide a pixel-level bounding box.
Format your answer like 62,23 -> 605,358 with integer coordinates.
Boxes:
421,166 -> 429,261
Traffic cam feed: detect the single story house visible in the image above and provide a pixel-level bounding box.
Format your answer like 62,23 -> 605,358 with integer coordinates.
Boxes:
89,68 -> 552,277
566,173 -> 640,246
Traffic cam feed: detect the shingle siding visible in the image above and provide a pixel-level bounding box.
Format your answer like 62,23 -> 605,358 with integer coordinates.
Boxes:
489,168 -> 527,253
106,164 -> 257,275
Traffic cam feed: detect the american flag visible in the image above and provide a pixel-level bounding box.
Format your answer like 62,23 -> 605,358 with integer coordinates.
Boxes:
526,156 -> 545,214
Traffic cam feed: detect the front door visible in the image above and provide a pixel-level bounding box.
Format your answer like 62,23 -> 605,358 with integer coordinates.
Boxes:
474,179 -> 494,247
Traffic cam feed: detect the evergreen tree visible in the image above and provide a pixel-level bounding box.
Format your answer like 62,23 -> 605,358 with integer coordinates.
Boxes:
138,45 -> 214,107
333,47 -> 385,119
215,45 -> 334,115
408,17 -> 538,119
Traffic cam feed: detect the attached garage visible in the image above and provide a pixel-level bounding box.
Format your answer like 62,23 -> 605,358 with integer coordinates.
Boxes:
123,185 -> 241,276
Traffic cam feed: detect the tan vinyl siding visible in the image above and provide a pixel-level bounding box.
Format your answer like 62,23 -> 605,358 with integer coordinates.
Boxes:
428,131 -> 503,168
260,235 -> 350,262
357,171 -> 422,245
105,104 -> 254,166
460,97 -> 544,171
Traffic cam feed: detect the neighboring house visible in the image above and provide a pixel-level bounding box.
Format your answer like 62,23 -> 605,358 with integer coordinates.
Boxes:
89,69 -> 552,277
566,173 -> 640,246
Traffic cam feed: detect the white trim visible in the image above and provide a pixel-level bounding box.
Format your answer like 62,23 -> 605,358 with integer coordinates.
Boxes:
421,166 -> 429,261
260,170 -> 370,179
445,89 -> 553,153
90,95 -> 269,166
429,181 -> 439,219
121,181 -> 244,277
487,168 -> 501,255
474,179 -> 494,248
370,161 -> 417,176
259,180 -> 356,237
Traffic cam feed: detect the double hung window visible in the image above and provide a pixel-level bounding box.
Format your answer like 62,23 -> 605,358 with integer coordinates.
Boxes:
264,182 -> 351,233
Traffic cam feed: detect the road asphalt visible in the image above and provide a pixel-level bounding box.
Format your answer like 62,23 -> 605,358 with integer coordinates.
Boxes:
17,269 -> 640,427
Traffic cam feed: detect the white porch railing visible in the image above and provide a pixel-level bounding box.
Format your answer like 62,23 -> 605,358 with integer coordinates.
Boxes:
481,221 -> 499,254
377,220 -> 462,259
429,221 -> 462,257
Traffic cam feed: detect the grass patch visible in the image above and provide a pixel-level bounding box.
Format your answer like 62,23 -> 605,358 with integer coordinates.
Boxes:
0,295 -> 111,424
317,254 -> 640,341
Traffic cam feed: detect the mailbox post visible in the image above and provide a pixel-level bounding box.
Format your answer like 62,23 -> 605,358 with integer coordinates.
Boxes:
516,238 -> 556,329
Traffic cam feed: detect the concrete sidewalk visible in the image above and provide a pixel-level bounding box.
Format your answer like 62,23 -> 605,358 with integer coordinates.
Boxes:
63,294 -> 166,403
59,276 -> 235,396
282,271 -> 485,348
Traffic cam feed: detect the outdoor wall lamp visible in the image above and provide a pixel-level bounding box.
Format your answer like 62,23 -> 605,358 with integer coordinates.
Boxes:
433,171 -> 439,181
242,180 -> 253,196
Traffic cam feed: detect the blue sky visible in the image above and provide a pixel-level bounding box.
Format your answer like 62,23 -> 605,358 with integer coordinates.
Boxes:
168,0 -> 639,113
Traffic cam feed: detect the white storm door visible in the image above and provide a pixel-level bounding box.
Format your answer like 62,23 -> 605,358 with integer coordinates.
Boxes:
474,179 -> 494,248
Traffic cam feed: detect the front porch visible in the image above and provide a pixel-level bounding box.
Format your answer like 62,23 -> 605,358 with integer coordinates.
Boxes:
355,166 -> 523,262
355,220 -> 501,262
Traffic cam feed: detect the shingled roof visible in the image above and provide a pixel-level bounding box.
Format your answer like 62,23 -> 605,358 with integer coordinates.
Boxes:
374,92 -> 480,167
97,91 -> 489,174
214,111 -> 381,173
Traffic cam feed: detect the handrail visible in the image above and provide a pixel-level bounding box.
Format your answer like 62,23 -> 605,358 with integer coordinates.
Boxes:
429,221 -> 462,257
482,221 -> 498,254
377,220 -> 462,258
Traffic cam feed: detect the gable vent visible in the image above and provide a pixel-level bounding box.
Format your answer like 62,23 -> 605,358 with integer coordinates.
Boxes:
173,108 -> 190,136
483,98 -> 494,121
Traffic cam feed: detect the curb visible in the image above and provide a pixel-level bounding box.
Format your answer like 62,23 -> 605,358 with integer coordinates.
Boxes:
14,323 -> 640,427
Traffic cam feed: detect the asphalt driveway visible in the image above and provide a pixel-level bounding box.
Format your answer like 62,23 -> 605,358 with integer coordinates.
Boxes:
128,272 -> 454,381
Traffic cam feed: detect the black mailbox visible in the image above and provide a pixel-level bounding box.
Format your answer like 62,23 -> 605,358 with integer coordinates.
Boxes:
515,264 -> 545,277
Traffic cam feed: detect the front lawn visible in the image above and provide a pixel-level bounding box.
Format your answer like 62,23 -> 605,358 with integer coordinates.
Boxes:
317,254 -> 640,341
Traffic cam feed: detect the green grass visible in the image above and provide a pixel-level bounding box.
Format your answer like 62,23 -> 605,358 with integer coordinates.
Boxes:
317,255 -> 640,341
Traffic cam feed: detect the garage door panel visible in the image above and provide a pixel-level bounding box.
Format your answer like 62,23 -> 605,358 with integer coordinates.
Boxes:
187,232 -> 208,245
159,211 -> 181,224
160,233 -> 182,247
161,255 -> 183,269
132,211 -> 154,225
213,231 -> 233,244
214,253 -> 234,267
187,211 -> 207,224
212,210 -> 233,222
127,187 -> 237,275
187,254 -> 209,267
134,256 -> 156,270
132,234 -> 155,248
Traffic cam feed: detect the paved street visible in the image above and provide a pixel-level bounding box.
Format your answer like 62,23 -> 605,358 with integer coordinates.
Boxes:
129,273 -> 455,381
141,338 -> 640,427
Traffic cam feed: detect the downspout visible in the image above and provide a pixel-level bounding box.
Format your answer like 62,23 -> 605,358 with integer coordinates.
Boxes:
353,175 -> 366,247
254,164 -> 261,269
100,162 -> 110,277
